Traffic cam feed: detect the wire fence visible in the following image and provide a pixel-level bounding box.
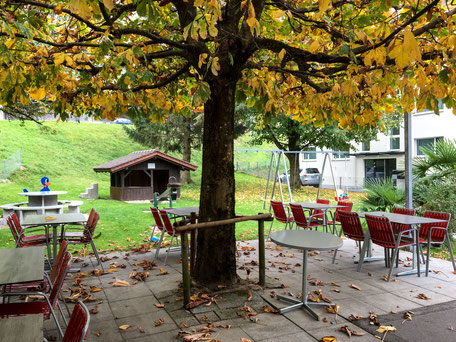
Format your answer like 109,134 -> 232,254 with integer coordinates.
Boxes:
2,149 -> 21,180
235,161 -> 271,179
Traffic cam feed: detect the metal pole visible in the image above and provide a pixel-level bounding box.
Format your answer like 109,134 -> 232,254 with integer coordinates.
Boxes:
263,152 -> 275,209
404,111 -> 413,209
316,153 -> 328,200
282,151 -> 293,203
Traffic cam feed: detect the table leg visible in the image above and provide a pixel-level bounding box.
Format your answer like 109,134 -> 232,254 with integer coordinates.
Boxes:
354,240 -> 384,264
53,225 -> 58,263
396,227 -> 426,277
277,250 -> 336,320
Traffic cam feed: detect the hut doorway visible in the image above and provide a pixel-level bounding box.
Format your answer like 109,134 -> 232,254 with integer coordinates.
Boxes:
154,170 -> 169,195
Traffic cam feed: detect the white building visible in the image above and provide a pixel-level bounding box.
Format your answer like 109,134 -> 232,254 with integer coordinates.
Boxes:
300,104 -> 456,191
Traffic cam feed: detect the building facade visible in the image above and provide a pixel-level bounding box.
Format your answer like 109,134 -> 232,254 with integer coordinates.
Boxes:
300,105 -> 456,191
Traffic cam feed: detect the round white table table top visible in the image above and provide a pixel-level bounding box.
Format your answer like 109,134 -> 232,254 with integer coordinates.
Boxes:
271,230 -> 343,251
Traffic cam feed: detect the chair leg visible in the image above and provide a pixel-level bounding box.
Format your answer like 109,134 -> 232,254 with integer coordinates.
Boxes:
446,233 -> 456,272
56,300 -> 68,327
357,238 -> 369,272
147,226 -> 157,250
426,241 -> 431,277
418,243 -> 426,264
90,240 -> 104,272
154,230 -> 166,261
164,235 -> 175,265
388,247 -> 400,282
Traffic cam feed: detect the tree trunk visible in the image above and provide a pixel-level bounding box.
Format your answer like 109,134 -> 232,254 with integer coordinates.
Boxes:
286,121 -> 302,189
181,116 -> 193,184
193,77 -> 238,287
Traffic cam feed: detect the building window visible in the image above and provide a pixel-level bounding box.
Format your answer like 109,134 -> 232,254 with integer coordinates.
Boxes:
333,149 -> 349,159
362,141 -> 370,151
302,147 -> 316,160
365,159 -> 397,180
390,127 -> 400,150
416,99 -> 444,114
416,137 -> 443,156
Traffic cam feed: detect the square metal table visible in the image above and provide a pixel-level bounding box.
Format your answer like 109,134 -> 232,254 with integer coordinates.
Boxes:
270,230 -> 343,320
0,247 -> 44,286
164,206 -> 199,218
22,213 -> 87,261
0,314 -> 43,341
358,211 -> 447,276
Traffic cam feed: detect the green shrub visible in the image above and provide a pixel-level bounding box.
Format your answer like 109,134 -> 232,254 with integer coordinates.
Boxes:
361,177 -> 405,212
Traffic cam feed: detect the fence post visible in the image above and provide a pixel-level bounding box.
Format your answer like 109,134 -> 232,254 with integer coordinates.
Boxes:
181,231 -> 191,307
258,215 -> 265,287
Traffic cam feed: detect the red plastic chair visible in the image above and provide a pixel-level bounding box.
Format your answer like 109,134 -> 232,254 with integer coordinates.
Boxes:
62,211 -> 104,271
311,198 -> 330,224
62,301 -> 90,342
268,201 -> 294,239
149,207 -> 164,248
158,209 -> 181,265
8,213 -> 50,250
0,251 -> 72,338
392,207 -> 415,234
289,203 -> 325,231
359,215 -> 419,281
332,211 -> 365,263
327,201 -> 353,235
418,211 -> 454,276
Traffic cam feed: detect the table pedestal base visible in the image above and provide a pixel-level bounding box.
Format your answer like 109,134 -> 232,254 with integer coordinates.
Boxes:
396,268 -> 428,277
277,294 -> 335,320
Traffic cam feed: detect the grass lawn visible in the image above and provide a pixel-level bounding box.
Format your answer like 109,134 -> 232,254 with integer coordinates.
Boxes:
0,120 -> 451,262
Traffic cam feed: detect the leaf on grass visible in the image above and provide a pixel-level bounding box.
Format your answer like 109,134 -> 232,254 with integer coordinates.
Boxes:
351,284 -> 361,291
154,303 -> 165,308
112,279 -> 131,287
376,325 -> 396,333
417,293 -> 430,300
119,324 -> 133,330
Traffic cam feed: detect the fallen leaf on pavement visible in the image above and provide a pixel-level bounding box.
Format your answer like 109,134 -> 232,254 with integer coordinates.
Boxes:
89,305 -> 99,314
320,336 -> 337,342
153,318 -> 164,326
349,313 -> 364,321
417,293 -> 430,300
154,303 -> 165,308
376,325 -> 396,333
119,325 -> 133,330
241,338 -> 252,342
326,305 -> 339,314
112,279 -> 131,287
351,284 -> 361,291
247,290 -> 252,301
340,325 -> 365,337
402,311 -> 413,324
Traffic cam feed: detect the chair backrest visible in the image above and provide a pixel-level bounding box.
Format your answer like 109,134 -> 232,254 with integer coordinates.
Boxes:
313,198 -> 330,219
49,252 -> 72,309
85,208 -> 96,229
365,214 -> 396,248
83,212 -> 99,241
150,207 -> 164,231
6,215 -> 20,244
158,209 -> 175,235
63,301 -> 90,342
50,240 -> 68,282
334,201 -> 353,222
289,203 -> 308,228
270,201 -> 289,223
338,211 -> 364,241
11,213 -> 23,235
420,211 -> 451,243
392,207 -> 415,233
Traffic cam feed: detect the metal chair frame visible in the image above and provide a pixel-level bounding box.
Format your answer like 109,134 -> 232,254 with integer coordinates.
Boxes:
268,200 -> 294,239
332,211 -> 365,263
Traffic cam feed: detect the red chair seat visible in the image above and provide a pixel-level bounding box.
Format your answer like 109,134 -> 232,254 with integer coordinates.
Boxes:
0,301 -> 52,319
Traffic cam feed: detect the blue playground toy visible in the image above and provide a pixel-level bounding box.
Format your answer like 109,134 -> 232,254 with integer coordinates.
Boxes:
40,177 -> 51,192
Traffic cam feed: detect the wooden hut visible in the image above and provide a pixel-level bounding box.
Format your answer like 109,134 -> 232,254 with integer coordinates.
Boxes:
93,149 -> 198,201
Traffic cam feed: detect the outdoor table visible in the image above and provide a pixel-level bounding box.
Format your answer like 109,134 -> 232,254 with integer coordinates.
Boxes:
164,206 -> 199,218
0,247 -> 45,286
18,191 -> 67,208
294,202 -> 343,233
270,230 -> 343,320
0,314 -> 43,341
22,213 -> 86,262
358,211 -> 447,276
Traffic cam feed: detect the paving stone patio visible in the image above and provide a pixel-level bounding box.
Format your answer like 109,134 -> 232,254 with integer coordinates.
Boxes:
43,237 -> 456,341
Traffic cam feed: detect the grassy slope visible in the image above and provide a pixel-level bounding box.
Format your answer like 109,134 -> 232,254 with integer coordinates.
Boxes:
0,121 -> 367,253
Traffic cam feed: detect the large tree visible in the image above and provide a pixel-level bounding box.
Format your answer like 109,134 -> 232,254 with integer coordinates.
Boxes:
2,0 -> 456,287
250,114 -> 377,188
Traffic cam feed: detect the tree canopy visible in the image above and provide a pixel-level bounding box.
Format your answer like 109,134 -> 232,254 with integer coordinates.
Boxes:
2,0 -> 456,287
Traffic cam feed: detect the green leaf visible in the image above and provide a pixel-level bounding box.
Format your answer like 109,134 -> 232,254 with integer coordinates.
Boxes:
137,0 -> 148,17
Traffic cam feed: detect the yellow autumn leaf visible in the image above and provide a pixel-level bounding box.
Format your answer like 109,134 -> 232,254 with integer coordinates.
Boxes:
376,325 -> 396,333
29,88 -> 46,100
54,4 -> 64,14
246,1 -> 256,28
68,0 -> 92,21
103,0 -> 114,11
389,44 -> 409,69
198,53 -> 208,68
403,30 -> 421,63
119,324 -> 133,330
54,53 -> 66,66
211,57 -> 220,76
240,0 -> 248,9
308,39 -> 321,54
278,48 -> 286,61
318,0 -> 331,13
